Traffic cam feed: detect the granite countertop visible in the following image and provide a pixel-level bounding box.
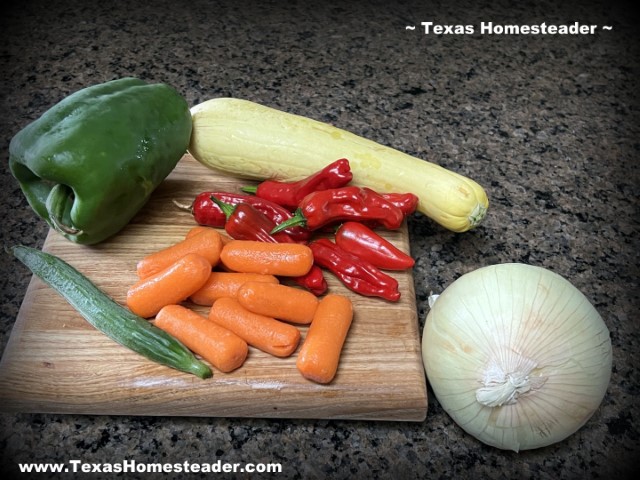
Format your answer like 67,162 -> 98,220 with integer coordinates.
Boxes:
1,0 -> 637,478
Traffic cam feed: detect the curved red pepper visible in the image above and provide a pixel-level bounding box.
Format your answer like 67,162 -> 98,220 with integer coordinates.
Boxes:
335,222 -> 415,270
381,193 -> 419,217
211,196 -> 294,244
242,158 -> 353,210
296,264 -> 329,296
176,192 -> 310,243
309,238 -> 400,302
271,186 -> 404,234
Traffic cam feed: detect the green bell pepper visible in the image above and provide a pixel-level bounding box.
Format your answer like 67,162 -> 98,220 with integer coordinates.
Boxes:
9,77 -> 192,245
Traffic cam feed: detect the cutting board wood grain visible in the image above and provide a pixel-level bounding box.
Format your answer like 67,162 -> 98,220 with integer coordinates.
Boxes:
0,155 -> 428,421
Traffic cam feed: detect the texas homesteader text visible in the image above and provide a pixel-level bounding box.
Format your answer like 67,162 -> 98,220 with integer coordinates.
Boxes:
17,459 -> 283,474
420,22 -> 599,35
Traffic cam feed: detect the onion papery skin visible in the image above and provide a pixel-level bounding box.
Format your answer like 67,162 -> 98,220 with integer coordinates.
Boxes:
422,263 -> 612,452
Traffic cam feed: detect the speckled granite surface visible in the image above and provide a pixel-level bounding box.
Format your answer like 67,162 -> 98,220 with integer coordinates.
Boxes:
1,0 -> 638,478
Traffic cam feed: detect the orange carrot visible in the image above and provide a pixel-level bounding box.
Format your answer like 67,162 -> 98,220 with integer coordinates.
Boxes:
296,294 -> 353,384
236,282 -> 319,325
220,240 -> 313,277
136,228 -> 222,279
208,297 -> 301,357
154,304 -> 248,373
185,225 -> 212,238
185,226 -> 232,245
127,253 -> 212,318
190,272 -> 279,306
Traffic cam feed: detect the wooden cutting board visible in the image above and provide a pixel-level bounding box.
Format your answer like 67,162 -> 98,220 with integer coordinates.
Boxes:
0,154 -> 428,421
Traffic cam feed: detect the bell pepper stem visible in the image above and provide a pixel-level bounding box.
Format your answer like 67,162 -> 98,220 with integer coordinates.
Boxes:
240,185 -> 258,194
270,208 -> 307,234
46,184 -> 83,236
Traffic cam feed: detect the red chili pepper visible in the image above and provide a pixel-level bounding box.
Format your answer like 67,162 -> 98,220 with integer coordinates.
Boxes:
173,194 -> 226,227
271,186 -> 404,234
296,264 -> 328,296
309,238 -> 400,302
211,196 -> 295,244
212,197 -> 327,295
381,193 -> 419,217
174,192 -> 310,243
242,159 -> 353,210
335,222 -> 415,270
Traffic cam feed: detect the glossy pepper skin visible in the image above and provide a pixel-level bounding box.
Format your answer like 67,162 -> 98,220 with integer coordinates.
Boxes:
210,196 -> 294,244
242,158 -> 353,210
212,197 -> 327,296
295,264 -> 329,296
335,222 -> 415,270
309,238 -> 400,302
381,193 -> 419,217
271,186 -> 405,234
9,78 -> 192,245
181,191 -> 310,243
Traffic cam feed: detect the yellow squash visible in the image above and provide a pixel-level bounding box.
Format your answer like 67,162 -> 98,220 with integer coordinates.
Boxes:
189,98 -> 488,232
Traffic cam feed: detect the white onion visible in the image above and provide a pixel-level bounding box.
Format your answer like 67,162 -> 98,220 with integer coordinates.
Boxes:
422,263 -> 612,452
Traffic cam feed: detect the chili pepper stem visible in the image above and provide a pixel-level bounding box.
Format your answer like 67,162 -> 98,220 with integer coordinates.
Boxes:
172,199 -> 195,214
209,195 -> 236,219
240,186 -> 258,194
270,208 -> 307,234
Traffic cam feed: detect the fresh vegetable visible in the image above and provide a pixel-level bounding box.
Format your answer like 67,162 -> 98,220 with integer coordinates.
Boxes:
293,264 -> 328,297
422,263 -> 612,452
380,193 -> 419,217
236,282 -> 319,325
335,222 -> 415,270
210,196 -> 295,244
9,78 -> 192,245
11,245 -> 211,379
154,305 -> 248,373
188,97 -> 488,232
209,297 -> 301,357
190,272 -> 280,306
211,196 -> 327,295
220,240 -> 314,277
127,253 -> 212,318
136,228 -> 222,279
296,294 -> 353,384
309,238 -> 401,302
185,226 -> 232,245
174,194 -> 226,227
175,192 -> 310,243
185,225 -> 212,238
241,158 -> 353,210
271,186 -> 405,234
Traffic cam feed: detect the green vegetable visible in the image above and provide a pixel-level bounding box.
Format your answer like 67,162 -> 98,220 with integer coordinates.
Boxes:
9,78 -> 192,245
11,245 -> 212,379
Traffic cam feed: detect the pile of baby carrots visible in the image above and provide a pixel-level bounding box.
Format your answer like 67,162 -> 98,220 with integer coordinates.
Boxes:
126,226 -> 353,384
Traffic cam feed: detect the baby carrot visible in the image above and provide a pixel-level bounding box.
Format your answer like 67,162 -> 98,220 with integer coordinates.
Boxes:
208,297 -> 301,357
219,240 -> 313,277
127,253 -> 212,318
190,272 -> 280,306
136,228 -> 222,279
296,294 -> 353,384
185,226 -> 232,245
236,282 -> 319,325
154,304 -> 248,373
185,225 -> 212,238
